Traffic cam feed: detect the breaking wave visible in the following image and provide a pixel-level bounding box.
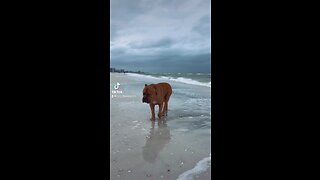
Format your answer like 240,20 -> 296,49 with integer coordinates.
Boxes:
126,73 -> 211,88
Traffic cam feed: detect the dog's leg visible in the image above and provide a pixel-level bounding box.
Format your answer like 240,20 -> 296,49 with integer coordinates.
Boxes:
164,94 -> 170,116
161,102 -> 165,115
165,100 -> 168,116
158,103 -> 164,119
150,104 -> 155,121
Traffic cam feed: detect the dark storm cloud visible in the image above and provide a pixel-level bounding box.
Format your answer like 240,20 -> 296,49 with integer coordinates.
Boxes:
111,53 -> 211,73
110,0 -> 211,72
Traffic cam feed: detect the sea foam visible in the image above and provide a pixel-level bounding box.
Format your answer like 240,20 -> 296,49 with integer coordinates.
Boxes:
177,155 -> 211,180
126,73 -> 211,88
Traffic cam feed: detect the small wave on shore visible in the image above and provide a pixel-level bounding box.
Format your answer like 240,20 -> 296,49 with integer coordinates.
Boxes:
177,154 -> 211,180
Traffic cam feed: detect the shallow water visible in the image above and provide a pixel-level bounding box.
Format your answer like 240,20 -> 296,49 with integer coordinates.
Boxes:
110,73 -> 211,180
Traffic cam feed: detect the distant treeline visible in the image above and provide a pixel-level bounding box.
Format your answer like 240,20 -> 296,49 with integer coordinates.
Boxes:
110,67 -> 145,74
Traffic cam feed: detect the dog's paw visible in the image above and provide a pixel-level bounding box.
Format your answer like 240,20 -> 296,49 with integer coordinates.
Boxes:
150,117 -> 155,121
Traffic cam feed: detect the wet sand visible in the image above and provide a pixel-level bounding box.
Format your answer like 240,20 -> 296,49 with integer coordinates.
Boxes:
110,73 -> 211,180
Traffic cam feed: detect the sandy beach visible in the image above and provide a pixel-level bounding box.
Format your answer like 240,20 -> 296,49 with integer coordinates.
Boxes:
110,73 -> 211,180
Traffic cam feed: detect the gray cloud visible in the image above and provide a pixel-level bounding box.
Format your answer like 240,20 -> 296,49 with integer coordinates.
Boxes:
129,37 -> 173,49
111,0 -> 211,73
192,15 -> 211,36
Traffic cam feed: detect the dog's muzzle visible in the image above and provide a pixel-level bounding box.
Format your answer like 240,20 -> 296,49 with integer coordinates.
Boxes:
142,97 -> 149,103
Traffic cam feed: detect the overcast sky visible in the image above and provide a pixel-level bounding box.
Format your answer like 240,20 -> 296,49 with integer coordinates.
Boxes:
110,0 -> 211,73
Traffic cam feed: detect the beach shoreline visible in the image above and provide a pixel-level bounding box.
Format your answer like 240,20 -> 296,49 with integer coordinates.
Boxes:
110,73 -> 211,180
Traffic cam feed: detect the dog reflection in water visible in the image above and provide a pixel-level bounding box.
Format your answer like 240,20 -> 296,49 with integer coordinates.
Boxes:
142,120 -> 171,163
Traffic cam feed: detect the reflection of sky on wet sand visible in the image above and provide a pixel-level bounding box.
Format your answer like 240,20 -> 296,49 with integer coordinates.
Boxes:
142,120 -> 171,163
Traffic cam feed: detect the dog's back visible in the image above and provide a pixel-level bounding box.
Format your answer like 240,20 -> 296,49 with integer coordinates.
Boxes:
157,82 -> 172,96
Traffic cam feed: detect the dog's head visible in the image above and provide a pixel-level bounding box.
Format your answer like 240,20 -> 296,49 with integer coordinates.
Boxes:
142,84 -> 157,104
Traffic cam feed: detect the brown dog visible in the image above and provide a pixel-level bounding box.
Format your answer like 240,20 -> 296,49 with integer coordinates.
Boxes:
142,82 -> 172,120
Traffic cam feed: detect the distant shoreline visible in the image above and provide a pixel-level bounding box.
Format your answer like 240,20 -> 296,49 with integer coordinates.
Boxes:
110,67 -> 146,74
